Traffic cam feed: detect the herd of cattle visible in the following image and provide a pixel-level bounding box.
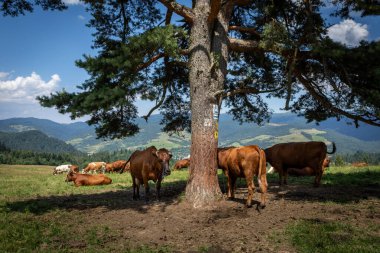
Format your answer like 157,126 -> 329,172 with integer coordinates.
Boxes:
55,141 -> 339,207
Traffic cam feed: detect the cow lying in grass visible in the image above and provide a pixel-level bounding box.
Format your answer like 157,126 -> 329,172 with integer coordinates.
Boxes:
65,171 -> 112,187
172,158 -> 190,170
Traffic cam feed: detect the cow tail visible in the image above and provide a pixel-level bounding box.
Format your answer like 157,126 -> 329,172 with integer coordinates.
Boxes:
258,148 -> 267,188
327,142 -> 336,154
120,157 -> 131,174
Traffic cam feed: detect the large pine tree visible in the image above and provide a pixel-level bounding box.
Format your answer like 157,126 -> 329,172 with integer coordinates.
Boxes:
3,0 -> 380,207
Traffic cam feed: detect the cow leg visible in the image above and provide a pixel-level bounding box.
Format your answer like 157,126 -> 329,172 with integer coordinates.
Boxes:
314,168 -> 323,187
132,175 -> 138,200
227,175 -> 236,199
156,180 -> 161,201
136,178 -> 141,199
143,178 -> 150,202
245,177 -> 255,208
258,173 -> 268,208
283,169 -> 288,185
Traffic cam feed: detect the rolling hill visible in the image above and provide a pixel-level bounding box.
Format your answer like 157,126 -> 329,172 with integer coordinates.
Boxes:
0,113 -> 380,156
0,130 -> 81,154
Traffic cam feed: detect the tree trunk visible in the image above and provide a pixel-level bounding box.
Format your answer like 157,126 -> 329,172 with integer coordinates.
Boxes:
185,0 -> 222,207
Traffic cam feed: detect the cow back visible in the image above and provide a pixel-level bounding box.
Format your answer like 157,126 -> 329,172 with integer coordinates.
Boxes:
265,142 -> 327,169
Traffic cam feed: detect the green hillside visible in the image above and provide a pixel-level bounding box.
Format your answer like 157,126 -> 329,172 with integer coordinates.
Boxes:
0,130 -> 81,154
1,114 -> 380,156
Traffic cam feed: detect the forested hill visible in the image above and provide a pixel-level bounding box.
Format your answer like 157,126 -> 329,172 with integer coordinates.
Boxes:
1,113 -> 380,155
0,130 -> 81,154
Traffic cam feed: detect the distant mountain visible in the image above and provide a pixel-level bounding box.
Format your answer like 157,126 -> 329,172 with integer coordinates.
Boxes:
0,130 -> 81,154
0,113 -> 380,155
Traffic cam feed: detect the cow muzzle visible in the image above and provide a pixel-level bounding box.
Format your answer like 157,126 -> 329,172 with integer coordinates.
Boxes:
163,163 -> 171,177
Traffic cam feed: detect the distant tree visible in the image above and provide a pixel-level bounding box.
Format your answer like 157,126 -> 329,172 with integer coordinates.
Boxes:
3,0 -> 380,206
334,155 -> 346,167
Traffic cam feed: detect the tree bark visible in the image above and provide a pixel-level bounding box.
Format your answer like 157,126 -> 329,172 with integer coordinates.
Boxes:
185,0 -> 222,207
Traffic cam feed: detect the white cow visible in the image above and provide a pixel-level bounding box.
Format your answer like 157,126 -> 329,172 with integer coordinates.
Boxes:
53,164 -> 72,175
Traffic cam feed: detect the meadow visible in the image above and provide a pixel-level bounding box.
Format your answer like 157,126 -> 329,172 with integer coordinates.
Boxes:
0,164 -> 379,252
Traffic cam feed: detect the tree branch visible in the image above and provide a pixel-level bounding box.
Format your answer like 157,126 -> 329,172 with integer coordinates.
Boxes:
142,83 -> 168,122
208,0 -> 221,24
296,72 -> 380,127
232,0 -> 252,7
158,0 -> 194,24
228,38 -> 261,53
136,53 -> 165,71
229,26 -> 260,37
211,87 -> 282,100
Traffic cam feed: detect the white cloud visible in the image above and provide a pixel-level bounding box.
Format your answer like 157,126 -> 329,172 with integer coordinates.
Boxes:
63,0 -> 82,5
0,72 -> 60,103
78,15 -> 85,20
0,72 -> 10,79
327,19 -> 369,47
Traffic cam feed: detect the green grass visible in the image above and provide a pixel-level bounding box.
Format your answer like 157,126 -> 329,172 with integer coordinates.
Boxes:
0,165 -> 191,252
286,219 -> 380,253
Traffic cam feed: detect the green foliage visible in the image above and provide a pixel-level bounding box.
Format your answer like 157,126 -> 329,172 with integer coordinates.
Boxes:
334,155 -> 345,167
286,219 -> 380,253
259,21 -> 292,53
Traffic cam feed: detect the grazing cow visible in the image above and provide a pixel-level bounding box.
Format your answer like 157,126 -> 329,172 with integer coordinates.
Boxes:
53,164 -> 78,175
83,162 -> 106,174
105,160 -> 128,173
65,171 -> 112,187
173,158 -> 190,170
121,146 -> 172,201
264,141 -> 336,187
217,145 -> 268,208
351,162 -> 368,167
287,156 -> 331,176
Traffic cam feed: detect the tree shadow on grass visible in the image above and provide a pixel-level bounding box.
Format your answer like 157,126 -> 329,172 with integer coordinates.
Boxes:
2,180 -> 188,215
269,170 -> 380,203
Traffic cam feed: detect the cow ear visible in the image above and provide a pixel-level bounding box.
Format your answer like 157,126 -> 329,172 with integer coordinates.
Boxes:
152,150 -> 159,157
169,152 -> 173,158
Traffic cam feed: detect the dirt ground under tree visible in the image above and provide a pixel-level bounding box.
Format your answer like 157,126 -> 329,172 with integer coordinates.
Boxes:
15,178 -> 380,253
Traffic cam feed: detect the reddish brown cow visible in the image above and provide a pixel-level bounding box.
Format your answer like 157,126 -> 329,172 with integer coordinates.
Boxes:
287,156 -> 331,176
264,142 -> 336,187
65,171 -> 112,186
351,162 -> 368,167
217,145 -> 268,208
121,146 -> 172,201
83,162 -> 106,174
70,165 -> 79,173
105,160 -> 128,173
173,158 -> 190,170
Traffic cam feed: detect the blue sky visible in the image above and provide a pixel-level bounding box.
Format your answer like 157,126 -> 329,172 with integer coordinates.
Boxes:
0,1 -> 379,123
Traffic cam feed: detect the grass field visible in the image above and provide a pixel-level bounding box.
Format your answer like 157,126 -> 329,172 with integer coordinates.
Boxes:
0,164 -> 379,252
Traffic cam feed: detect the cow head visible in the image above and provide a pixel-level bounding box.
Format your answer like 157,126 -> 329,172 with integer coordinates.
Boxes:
153,148 -> 172,177
65,171 -> 76,182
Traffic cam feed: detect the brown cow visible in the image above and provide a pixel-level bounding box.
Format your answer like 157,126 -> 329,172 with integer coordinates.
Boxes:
173,158 -> 190,170
105,160 -> 128,173
264,141 -> 336,187
287,156 -> 331,176
351,162 -> 368,167
70,165 -> 79,173
121,146 -> 172,201
65,171 -> 112,187
83,162 -> 106,174
217,145 -> 268,208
